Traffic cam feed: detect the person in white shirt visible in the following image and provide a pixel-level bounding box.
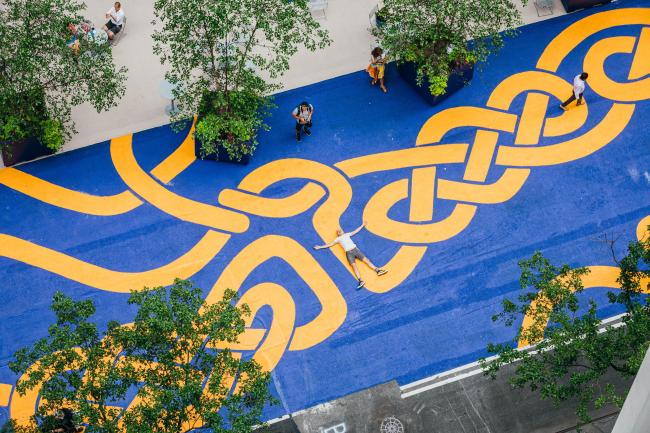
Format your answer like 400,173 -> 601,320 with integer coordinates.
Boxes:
314,221 -> 388,290
102,2 -> 125,40
560,72 -> 588,110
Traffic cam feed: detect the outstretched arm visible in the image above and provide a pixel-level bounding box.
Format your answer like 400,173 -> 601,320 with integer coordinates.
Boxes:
349,221 -> 366,237
314,239 -> 337,250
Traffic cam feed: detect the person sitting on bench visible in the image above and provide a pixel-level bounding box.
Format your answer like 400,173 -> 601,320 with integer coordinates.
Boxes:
103,1 -> 125,40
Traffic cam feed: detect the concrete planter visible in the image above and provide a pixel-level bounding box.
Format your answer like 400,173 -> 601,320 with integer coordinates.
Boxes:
194,133 -> 251,164
397,60 -> 475,106
1,136 -> 54,167
195,91 -> 256,165
374,7 -> 387,28
561,0 -> 611,12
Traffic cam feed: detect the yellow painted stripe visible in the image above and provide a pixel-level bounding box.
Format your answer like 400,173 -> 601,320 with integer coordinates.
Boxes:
415,106 -> 517,146
363,179 -> 477,244
0,231 -> 229,293
0,383 -> 11,406
0,124 -> 199,216
496,104 -> 634,167
464,130 -> 499,182
203,234 -> 346,352
409,167 -> 436,222
151,119 -> 197,184
218,183 -> 326,217
110,134 -> 249,233
516,93 -> 548,145
584,36 -> 650,102
335,143 -> 468,178
637,215 -> 650,241
518,266 -> 650,347
537,8 -> 650,72
229,157 -> 426,295
0,168 -> 142,215
439,168 -> 530,204
237,282 -> 296,372
629,26 -> 650,80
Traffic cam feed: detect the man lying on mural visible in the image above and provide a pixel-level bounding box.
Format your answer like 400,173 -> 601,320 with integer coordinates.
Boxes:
314,221 -> 388,289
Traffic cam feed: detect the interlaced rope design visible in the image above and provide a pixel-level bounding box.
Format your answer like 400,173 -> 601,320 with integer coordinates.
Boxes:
2,8 -> 650,425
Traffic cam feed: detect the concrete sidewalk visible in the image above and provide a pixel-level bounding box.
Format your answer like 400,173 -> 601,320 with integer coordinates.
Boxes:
262,366 -> 626,433
65,0 -> 568,152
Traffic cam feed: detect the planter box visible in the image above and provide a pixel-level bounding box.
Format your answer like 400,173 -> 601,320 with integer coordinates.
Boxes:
1,136 -> 54,167
397,61 -> 475,106
561,0 -> 611,12
194,135 -> 251,165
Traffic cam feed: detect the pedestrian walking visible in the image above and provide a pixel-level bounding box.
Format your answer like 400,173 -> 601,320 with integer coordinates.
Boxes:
560,72 -> 588,110
292,101 -> 314,142
314,221 -> 388,290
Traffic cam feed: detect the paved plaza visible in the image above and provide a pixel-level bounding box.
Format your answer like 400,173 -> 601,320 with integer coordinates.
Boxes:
1,0 -> 649,426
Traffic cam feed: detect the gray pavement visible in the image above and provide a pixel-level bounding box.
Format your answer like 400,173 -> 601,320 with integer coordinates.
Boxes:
259,362 -> 630,433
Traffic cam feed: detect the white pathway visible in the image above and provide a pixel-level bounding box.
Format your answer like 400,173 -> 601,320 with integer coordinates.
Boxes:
64,0 -> 568,152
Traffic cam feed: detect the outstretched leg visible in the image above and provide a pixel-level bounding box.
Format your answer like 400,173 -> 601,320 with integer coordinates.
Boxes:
361,257 -> 387,276
560,94 -> 575,110
351,261 -> 365,289
351,261 -> 362,280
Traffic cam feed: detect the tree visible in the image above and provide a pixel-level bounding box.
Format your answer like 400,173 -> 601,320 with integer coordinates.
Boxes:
151,0 -> 330,160
481,236 -> 650,424
8,279 -> 274,433
0,0 -> 127,152
373,0 -> 526,96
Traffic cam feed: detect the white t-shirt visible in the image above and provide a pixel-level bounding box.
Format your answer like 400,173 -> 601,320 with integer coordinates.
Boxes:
573,75 -> 585,98
108,7 -> 125,26
335,233 -> 356,252
292,104 -> 313,123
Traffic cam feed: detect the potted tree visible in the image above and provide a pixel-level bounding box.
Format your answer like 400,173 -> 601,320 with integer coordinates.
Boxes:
372,0 -> 526,105
0,0 -> 127,166
561,0 -> 611,13
374,6 -> 389,28
152,0 -> 331,164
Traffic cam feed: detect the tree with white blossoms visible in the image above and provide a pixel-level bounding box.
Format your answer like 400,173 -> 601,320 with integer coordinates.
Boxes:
0,0 -> 127,153
373,0 -> 526,96
152,0 -> 331,161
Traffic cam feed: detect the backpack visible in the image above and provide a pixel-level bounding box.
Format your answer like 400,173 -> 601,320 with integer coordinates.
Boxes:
295,104 -> 312,115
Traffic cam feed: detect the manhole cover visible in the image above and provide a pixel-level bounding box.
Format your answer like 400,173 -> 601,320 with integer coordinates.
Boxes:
380,416 -> 404,433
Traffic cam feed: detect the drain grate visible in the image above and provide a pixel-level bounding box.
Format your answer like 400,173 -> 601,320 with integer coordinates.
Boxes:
380,416 -> 404,433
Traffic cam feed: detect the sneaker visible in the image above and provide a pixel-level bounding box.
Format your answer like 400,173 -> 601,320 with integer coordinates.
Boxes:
376,268 -> 388,276
296,133 -> 301,142
559,104 -> 568,111
304,128 -> 311,136
356,279 -> 365,290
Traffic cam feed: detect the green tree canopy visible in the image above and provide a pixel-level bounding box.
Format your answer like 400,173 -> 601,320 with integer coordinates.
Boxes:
8,279 -> 274,433
373,0 -> 526,95
151,0 -> 330,160
0,0 -> 127,151
482,236 -> 650,424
